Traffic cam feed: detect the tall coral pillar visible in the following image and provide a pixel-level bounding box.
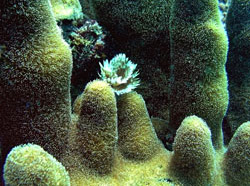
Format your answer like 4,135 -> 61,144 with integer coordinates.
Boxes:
117,92 -> 162,160
74,80 -> 118,175
0,0 -> 72,163
169,0 -> 229,149
225,0 -> 250,136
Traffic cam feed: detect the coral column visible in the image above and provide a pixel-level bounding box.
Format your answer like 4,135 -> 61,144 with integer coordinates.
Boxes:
117,92 -> 162,160
169,0 -> 229,149
225,0 -> 250,135
74,80 -> 118,175
0,0 -> 73,162
224,121 -> 250,186
169,116 -> 215,186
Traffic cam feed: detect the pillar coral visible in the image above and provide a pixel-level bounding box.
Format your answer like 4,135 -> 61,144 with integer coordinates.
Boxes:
169,116 -> 215,186
169,0 -> 229,149
117,92 -> 163,160
225,0 -> 250,137
73,80 -> 118,175
224,121 -> 250,186
1,0 -> 250,185
4,144 -> 70,186
0,0 -> 73,163
90,0 -> 172,121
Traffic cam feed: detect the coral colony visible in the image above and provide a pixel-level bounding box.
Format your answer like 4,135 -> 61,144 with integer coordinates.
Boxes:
0,0 -> 249,186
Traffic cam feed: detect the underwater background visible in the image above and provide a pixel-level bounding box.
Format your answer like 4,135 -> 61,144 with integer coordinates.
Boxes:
0,0 -> 249,185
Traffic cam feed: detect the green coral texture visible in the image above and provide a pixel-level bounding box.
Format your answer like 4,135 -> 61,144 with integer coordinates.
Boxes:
4,144 -> 70,186
50,0 -> 83,20
169,0 -> 229,149
0,0 -> 249,185
225,0 -> 250,135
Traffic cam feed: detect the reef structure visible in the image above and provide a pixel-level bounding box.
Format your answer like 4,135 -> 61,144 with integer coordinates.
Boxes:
90,0 -> 172,121
0,0 -> 73,165
169,0 -> 229,150
224,0 -> 250,138
0,0 -> 250,186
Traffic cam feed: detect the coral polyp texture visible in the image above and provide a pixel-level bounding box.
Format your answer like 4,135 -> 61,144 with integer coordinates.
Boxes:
50,0 -> 83,21
4,114 -> 250,185
0,0 -> 72,166
73,80 -> 118,175
117,92 -> 163,160
59,82 -> 172,185
0,0 -> 250,185
4,144 -> 70,186
223,121 -> 250,186
99,54 -> 140,95
225,0 -> 250,137
169,0 -> 229,150
169,116 -> 215,186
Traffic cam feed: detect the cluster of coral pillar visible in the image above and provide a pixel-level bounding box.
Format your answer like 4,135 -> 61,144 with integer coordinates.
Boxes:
0,0 -> 249,186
